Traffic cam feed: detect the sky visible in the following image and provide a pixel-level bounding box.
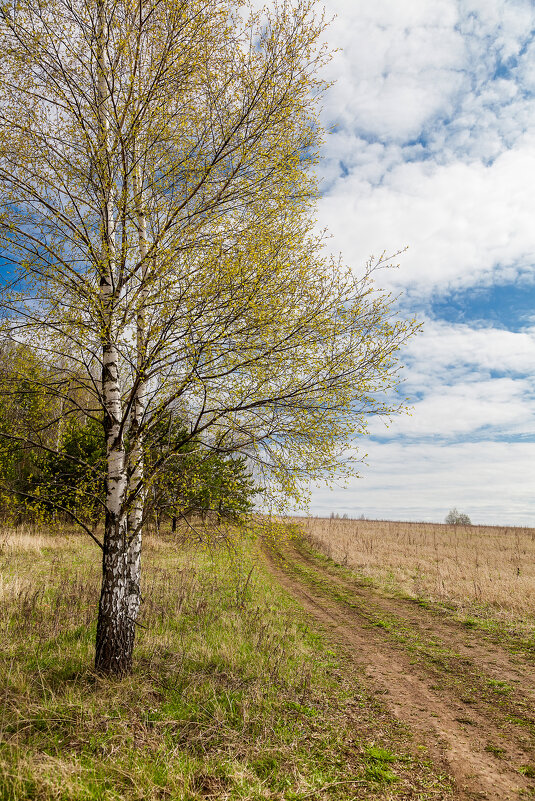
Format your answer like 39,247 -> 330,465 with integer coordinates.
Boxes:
307,0 -> 535,525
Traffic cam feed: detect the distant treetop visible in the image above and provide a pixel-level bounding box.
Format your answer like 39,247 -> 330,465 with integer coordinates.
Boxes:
445,508 -> 472,525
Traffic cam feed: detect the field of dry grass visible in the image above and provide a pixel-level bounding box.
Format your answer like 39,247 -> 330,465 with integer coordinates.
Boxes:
296,517 -> 535,626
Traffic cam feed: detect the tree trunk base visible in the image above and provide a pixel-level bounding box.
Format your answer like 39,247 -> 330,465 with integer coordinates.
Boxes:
95,610 -> 135,676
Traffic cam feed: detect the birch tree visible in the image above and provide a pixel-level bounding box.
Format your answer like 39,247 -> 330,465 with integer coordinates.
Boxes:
0,0 -> 419,675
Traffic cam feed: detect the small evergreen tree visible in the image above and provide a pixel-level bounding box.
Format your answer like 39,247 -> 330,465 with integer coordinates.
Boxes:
146,420 -> 258,530
30,417 -> 106,529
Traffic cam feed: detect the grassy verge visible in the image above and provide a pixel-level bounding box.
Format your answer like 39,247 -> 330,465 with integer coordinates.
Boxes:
0,526 -> 450,800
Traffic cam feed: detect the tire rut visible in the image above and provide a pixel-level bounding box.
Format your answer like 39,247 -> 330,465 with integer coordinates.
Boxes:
292,539 -> 535,704
263,540 -> 535,801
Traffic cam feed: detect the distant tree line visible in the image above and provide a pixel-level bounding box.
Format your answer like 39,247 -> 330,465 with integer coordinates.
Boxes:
0,342 -> 258,529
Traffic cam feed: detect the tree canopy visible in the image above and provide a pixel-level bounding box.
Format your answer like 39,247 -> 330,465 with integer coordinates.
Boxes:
445,509 -> 472,526
0,0 -> 419,674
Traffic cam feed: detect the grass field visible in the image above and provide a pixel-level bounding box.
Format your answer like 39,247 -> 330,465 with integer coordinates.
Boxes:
297,516 -> 535,634
0,524 -> 449,801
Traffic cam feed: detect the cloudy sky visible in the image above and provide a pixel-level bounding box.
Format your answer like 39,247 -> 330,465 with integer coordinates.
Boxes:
308,0 -> 535,525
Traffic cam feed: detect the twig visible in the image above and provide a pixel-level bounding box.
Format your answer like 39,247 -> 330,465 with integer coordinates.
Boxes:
299,779 -> 367,799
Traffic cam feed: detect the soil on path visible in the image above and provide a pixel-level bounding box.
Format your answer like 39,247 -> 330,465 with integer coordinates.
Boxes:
263,536 -> 535,801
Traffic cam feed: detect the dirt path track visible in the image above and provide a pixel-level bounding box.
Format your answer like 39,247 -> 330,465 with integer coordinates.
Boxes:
263,538 -> 535,801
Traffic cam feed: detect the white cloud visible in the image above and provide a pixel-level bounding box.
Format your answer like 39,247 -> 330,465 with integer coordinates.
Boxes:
320,136 -> 535,294
309,440 -> 535,525
318,0 -> 535,295
370,377 -> 535,438
366,321 -> 535,440
322,0 -> 464,143
515,38 -> 535,92
321,0 -> 535,158
405,320 -> 535,377
305,1 -> 535,525
459,0 -> 535,60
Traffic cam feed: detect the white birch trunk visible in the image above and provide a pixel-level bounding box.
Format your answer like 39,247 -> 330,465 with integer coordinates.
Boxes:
94,0 -> 132,676
126,161 -> 149,628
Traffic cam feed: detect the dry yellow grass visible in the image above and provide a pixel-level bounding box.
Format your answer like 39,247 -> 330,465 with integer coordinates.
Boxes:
0,525 -> 78,553
0,526 -> 85,603
296,516 -> 535,621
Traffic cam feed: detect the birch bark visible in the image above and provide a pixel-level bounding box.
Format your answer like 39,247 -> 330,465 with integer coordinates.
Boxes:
94,0 -> 132,676
126,160 -> 149,630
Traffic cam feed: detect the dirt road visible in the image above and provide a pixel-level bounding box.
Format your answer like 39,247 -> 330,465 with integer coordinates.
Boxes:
263,536 -> 535,801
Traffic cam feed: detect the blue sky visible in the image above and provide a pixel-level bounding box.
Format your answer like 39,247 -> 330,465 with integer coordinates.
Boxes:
308,0 -> 535,525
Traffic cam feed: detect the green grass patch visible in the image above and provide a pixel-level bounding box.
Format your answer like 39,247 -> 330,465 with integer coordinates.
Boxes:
0,527 -> 452,800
